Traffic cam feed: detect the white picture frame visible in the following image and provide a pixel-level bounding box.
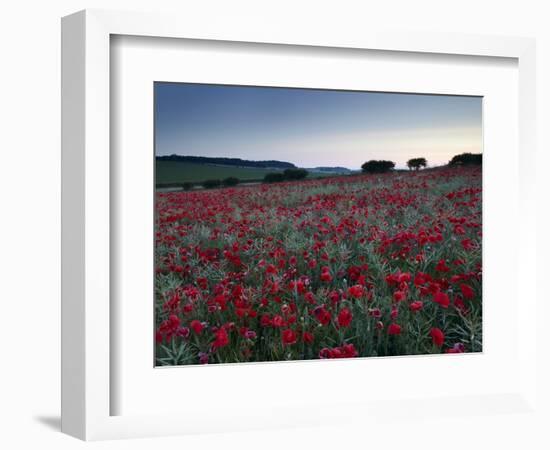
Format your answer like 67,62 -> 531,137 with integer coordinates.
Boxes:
61,9 -> 538,441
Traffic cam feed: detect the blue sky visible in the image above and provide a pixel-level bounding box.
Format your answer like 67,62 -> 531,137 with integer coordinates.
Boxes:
155,82 -> 482,169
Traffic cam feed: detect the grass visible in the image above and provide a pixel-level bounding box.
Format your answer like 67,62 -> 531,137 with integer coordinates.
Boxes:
155,161 -> 335,186
155,161 -> 281,184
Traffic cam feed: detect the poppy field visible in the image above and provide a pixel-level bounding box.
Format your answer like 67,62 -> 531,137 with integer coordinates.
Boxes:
155,166 -> 482,366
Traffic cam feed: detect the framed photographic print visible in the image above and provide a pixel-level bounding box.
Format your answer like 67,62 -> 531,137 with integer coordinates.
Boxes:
153,82 -> 483,367
62,9 -> 538,441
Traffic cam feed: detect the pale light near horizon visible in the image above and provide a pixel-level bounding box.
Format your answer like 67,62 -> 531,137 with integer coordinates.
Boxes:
155,83 -> 482,169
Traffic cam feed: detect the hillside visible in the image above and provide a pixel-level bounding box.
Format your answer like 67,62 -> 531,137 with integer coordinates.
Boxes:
306,166 -> 353,174
156,154 -> 296,169
156,160 -> 281,185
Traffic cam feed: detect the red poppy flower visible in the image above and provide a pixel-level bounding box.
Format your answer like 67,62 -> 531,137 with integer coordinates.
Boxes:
281,328 -> 297,345
260,313 -> 272,327
320,266 -> 333,282
398,272 -> 411,284
212,327 -> 229,349
337,307 -> 353,328
435,259 -> 450,272
393,290 -> 406,302
388,323 -> 402,335
430,327 -> 445,347
304,292 -> 316,304
302,331 -> 314,344
446,343 -> 466,353
313,305 -> 332,326
319,343 -> 358,359
460,283 -> 475,300
409,301 -> 423,312
433,291 -> 450,308
368,308 -> 382,318
348,284 -> 365,299
272,315 -> 284,327
190,320 -> 204,335
329,290 -> 340,304
461,238 -> 475,251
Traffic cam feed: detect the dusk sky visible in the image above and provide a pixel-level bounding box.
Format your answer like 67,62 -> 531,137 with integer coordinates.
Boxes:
155,82 -> 482,169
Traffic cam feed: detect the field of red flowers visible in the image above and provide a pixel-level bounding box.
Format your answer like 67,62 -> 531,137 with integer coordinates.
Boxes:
155,166 -> 482,365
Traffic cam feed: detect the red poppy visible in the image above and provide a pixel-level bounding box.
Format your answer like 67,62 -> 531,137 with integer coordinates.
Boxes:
430,327 -> 445,347
281,328 -> 297,345
341,343 -> 358,358
368,308 -> 382,318
272,315 -> 284,327
460,283 -> 475,300
461,238 -> 475,251
302,331 -> 314,344
398,272 -> 411,283
435,259 -> 451,272
388,323 -> 402,335
337,308 -> 353,328
446,343 -> 466,353
393,290 -> 406,302
319,343 -> 358,359
313,305 -> 332,326
433,291 -> 450,308
320,266 -> 333,282
409,301 -> 423,312
304,292 -> 316,304
348,284 -> 365,299
212,327 -> 229,349
190,320 -> 204,335
260,314 -> 272,327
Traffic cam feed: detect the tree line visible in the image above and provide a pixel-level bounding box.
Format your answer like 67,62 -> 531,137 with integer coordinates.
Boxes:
157,154 -> 296,169
158,153 -> 482,190
361,153 -> 482,173
175,168 -> 310,190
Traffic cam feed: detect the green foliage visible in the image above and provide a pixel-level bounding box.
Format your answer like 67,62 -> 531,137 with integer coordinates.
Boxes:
264,169 -> 309,183
263,172 -> 286,183
222,177 -> 240,187
449,153 -> 482,166
361,160 -> 395,173
202,179 -> 222,189
407,157 -> 428,170
283,168 -> 309,180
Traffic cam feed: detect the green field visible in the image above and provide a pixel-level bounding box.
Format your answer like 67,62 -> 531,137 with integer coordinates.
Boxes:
155,161 -> 282,185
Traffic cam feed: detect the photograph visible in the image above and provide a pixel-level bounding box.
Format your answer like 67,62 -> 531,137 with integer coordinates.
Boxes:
154,82 -> 482,366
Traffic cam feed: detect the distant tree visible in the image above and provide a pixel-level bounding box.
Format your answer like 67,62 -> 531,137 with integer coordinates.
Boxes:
222,177 -> 240,187
202,179 -> 222,189
407,157 -> 428,171
182,182 -> 194,191
361,160 -> 395,173
283,168 -> 308,180
449,153 -> 482,166
263,172 -> 286,183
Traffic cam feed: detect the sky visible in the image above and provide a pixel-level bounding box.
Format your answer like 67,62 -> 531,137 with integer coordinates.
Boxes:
155,82 -> 482,170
